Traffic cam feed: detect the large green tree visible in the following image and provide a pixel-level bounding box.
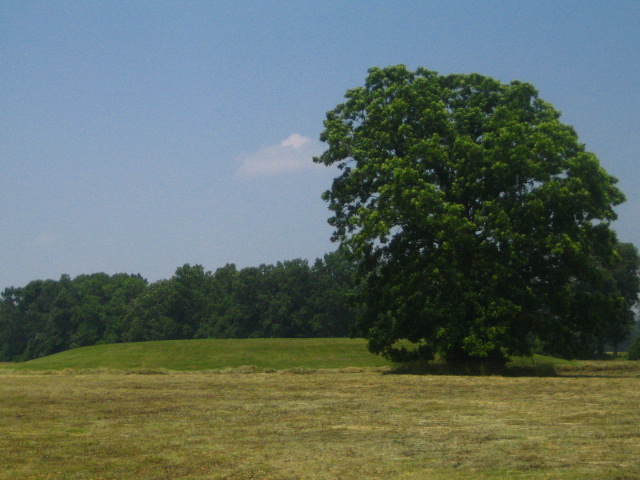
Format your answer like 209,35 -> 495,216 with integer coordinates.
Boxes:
315,65 -> 626,364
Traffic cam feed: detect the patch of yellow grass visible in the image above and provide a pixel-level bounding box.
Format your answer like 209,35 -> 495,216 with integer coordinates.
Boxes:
1,369 -> 638,479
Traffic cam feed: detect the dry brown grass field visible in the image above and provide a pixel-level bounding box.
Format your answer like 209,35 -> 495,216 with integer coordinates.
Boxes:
1,366 -> 639,479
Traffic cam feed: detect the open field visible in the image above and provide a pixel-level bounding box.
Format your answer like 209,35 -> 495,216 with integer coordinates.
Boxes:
1,367 -> 639,479
1,340 -> 639,479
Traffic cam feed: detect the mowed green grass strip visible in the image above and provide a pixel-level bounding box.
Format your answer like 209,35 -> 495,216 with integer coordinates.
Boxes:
1,338 -> 393,371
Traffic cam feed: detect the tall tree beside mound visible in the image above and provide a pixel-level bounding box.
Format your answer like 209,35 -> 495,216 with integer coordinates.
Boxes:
315,65 -> 626,364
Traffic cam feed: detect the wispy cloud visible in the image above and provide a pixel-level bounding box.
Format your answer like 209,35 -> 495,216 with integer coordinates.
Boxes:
236,134 -> 323,177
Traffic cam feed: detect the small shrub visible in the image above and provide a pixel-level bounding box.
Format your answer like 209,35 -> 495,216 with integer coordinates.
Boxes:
627,336 -> 640,361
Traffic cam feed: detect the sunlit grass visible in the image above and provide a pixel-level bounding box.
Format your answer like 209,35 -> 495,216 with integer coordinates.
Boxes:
1,368 -> 639,479
1,340 -> 639,478
0,338 -> 393,371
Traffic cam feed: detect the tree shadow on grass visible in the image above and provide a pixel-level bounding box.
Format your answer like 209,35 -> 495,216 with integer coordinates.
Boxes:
554,362 -> 640,378
383,360 -> 558,377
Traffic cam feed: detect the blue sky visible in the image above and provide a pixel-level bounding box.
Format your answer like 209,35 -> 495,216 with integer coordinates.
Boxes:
1,1 -> 639,290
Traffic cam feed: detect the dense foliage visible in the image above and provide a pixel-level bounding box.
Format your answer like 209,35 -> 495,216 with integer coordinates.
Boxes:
315,65 -> 635,364
602,243 -> 640,356
0,251 -> 358,361
628,336 -> 640,361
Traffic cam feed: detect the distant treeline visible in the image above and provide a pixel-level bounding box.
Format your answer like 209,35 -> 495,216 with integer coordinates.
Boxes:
0,251 -> 358,362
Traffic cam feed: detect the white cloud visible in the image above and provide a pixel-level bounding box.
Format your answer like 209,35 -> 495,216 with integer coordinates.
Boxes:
281,133 -> 310,149
236,134 -> 323,177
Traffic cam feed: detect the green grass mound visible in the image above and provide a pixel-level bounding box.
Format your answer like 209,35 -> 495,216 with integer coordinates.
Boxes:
4,339 -> 636,376
0,338 -> 393,372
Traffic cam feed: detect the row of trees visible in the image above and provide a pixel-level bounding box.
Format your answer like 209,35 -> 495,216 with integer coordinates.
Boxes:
1,241 -> 637,363
0,251 -> 358,362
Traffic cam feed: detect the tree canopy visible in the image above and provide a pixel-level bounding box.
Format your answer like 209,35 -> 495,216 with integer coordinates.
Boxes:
315,65 -> 629,364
